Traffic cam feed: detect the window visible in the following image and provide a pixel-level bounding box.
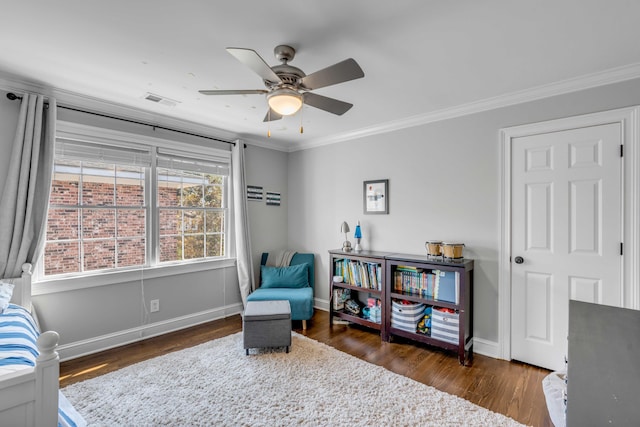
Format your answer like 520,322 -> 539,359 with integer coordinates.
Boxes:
42,129 -> 230,279
156,150 -> 229,263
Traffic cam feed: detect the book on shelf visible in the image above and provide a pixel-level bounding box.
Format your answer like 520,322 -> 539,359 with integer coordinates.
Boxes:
395,265 -> 421,272
433,270 -> 459,304
393,268 -> 436,298
334,258 -> 381,290
334,259 -> 345,281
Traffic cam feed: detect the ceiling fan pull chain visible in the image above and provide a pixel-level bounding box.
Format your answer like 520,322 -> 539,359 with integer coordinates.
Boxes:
300,106 -> 304,134
268,109 -> 272,137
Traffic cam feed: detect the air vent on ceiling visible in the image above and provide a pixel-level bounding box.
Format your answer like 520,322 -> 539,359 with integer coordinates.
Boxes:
143,92 -> 180,107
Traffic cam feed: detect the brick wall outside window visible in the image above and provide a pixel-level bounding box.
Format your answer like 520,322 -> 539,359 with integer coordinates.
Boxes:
45,174 -> 225,276
45,180 -> 148,275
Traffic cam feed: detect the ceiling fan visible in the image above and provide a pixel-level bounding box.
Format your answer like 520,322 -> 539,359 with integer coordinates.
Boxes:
199,45 -> 365,122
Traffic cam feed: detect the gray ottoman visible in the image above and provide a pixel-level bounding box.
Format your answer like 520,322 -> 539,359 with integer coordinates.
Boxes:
243,300 -> 292,355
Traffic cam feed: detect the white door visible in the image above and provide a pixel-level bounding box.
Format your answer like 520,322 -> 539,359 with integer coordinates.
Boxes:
511,123 -> 623,371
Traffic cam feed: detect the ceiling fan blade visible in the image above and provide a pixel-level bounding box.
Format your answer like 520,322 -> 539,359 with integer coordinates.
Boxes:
303,92 -> 353,115
300,58 -> 364,90
226,48 -> 282,83
198,89 -> 268,95
263,108 -> 283,122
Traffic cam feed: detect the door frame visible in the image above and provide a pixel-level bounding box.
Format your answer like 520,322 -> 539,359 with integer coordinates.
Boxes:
498,106 -> 640,361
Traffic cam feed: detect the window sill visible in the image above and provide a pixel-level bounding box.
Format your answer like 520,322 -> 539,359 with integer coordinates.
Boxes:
32,258 -> 237,296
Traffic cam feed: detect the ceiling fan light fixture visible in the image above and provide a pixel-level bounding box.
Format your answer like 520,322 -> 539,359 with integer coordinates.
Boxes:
267,87 -> 303,116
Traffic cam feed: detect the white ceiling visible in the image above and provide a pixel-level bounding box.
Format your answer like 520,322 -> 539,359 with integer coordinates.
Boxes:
2,1 -> 640,151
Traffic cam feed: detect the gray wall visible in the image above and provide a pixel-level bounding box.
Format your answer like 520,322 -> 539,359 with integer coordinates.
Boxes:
287,77 -> 640,345
244,144 -> 289,284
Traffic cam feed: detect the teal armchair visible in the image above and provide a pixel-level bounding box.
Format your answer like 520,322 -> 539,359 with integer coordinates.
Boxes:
246,252 -> 315,329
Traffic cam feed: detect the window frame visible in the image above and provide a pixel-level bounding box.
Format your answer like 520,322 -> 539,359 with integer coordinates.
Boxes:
155,158 -> 228,265
46,157 -> 150,276
34,121 -> 234,292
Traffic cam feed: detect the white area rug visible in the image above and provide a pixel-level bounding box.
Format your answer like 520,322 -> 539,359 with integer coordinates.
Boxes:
62,332 -> 525,426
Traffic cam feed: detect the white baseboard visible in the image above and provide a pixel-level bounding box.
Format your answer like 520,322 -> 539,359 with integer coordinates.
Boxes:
314,297 -> 329,312
472,337 -> 500,359
57,302 -> 243,361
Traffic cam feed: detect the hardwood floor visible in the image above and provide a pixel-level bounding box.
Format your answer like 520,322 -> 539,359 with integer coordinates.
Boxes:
60,310 -> 553,426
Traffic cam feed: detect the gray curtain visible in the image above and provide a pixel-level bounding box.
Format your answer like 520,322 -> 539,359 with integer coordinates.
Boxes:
231,141 -> 254,306
0,93 -> 56,278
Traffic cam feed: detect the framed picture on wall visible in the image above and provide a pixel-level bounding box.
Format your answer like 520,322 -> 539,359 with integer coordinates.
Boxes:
363,179 -> 388,214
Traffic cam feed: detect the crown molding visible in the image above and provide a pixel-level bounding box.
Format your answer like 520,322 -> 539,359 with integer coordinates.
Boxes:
240,134 -> 291,152
294,62 -> 640,152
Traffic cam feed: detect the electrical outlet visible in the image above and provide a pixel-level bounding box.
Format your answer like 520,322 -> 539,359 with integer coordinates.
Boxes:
150,299 -> 160,313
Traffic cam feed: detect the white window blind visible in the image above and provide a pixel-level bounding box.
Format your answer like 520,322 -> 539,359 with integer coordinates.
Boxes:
56,138 -> 153,167
157,148 -> 230,176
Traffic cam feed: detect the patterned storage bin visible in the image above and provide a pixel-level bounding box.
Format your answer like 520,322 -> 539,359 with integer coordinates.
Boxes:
391,300 -> 426,332
431,307 -> 460,344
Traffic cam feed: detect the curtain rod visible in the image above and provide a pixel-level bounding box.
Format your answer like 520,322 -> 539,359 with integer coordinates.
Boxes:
6,92 -> 236,146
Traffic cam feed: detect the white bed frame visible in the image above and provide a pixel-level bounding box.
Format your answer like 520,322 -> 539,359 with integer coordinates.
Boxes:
0,263 -> 60,426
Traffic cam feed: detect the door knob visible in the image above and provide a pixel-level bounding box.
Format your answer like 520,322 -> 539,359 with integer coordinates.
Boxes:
514,256 -> 524,264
